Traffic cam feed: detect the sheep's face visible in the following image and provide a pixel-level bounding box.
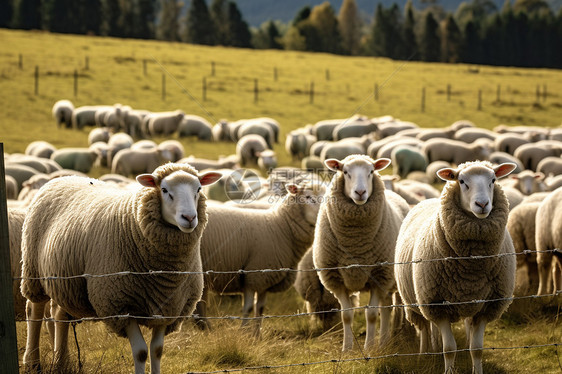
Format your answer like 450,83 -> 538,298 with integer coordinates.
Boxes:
511,171 -> 545,195
286,183 -> 326,225
325,156 -> 390,205
137,170 -> 222,233
438,162 -> 516,219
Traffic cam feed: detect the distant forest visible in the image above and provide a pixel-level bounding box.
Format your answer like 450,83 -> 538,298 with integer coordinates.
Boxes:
1,0 -> 561,68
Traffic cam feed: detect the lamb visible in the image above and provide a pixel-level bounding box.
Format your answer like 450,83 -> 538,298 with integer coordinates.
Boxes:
20,163 -> 222,373
514,140 -> 562,171
25,141 -> 57,159
535,187 -> 562,296
177,115 -> 213,141
313,155 -> 410,351
394,161 -> 516,374
422,138 -> 491,164
536,156 -> 562,177
50,147 -> 98,173
294,248 -> 341,332
196,182 -> 326,333
52,99 -> 74,128
390,145 -> 428,179
236,134 -> 268,166
146,110 -> 185,136
111,147 -> 174,177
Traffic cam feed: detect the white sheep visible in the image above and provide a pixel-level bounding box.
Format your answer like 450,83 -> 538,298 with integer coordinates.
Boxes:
394,161 -> 516,374
514,140 -> 562,171
423,138 -> 491,164
453,127 -> 497,143
196,182 -> 326,333
332,117 -> 377,140
535,186 -> 562,295
71,105 -> 112,129
20,163 -> 222,373
536,156 -> 562,177
25,141 -> 57,159
88,127 -> 111,145
236,134 -> 268,166
146,110 -> 185,136
285,130 -> 316,160
237,120 -> 275,148
52,99 -> 74,128
111,147 -> 174,177
319,139 -> 365,162
50,147 -> 98,174
257,149 -> 277,172
502,169 -> 546,195
5,174 -> 18,200
313,155 -> 410,351
179,155 -> 239,171
177,115 -> 213,141
158,140 -> 185,162
107,132 -> 134,166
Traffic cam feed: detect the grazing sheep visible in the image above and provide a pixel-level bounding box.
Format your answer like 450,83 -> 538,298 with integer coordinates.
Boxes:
423,138 -> 491,165
50,148 -> 98,174
257,149 -> 277,172
394,161 -> 516,374
120,108 -> 148,138
313,155 -> 410,351
301,156 -> 325,172
158,140 -> 185,162
391,145 -> 428,179
236,134 -> 268,166
489,151 -> 524,174
453,127 -> 497,143
415,128 -> 455,141
536,156 -> 562,177
332,118 -> 377,140
494,133 -> 535,155
375,121 -> 418,139
177,115 -> 213,141
294,248 -> 341,332
285,130 -> 316,160
146,110 -> 185,136
494,125 -> 549,138
111,147 -> 174,177
88,127 -> 111,145
107,132 -> 134,166
238,121 -> 274,148
545,174 -> 562,191
514,140 -> 562,171
5,174 -> 18,200
196,182 -> 326,332
21,163 -> 222,373
211,120 -> 232,141
425,161 -> 452,184
52,99 -> 75,128
503,170 -> 546,195
535,187 -> 562,296
319,139 -> 365,162
71,105 -> 112,129
7,154 -> 61,174
24,141 -> 56,159
5,163 -> 40,191
313,119 -> 341,141
89,141 -> 110,168
179,155 -> 239,171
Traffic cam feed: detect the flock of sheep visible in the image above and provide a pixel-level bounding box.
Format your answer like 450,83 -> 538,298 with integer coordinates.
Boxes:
4,99 -> 562,374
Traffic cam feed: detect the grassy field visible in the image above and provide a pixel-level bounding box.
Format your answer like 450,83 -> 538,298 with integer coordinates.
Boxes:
2,28 -> 562,373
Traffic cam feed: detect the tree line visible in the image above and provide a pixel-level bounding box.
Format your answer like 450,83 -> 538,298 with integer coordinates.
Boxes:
1,0 -> 561,68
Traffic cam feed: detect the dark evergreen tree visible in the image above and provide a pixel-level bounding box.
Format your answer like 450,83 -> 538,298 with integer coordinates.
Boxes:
101,0 -> 121,36
185,0 -> 215,45
293,6 -> 311,24
13,0 -> 41,29
402,0 -> 418,59
42,0 -> 82,33
118,0 -> 136,37
210,0 -> 229,45
461,20 -> 483,64
482,13 -> 504,65
226,1 -> 252,48
253,20 -> 283,49
135,0 -> 156,39
0,0 -> 13,28
157,0 -> 181,41
441,13 -> 462,62
420,11 -> 441,62
371,4 -> 387,56
308,2 -> 341,54
81,0 -> 102,34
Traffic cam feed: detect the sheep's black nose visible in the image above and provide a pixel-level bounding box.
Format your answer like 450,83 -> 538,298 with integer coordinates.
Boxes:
182,214 -> 196,223
355,190 -> 366,198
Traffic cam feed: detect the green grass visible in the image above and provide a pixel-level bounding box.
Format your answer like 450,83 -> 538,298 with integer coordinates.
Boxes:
3,28 -> 562,372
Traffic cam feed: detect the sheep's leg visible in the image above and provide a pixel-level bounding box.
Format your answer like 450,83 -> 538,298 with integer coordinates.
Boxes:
241,289 -> 255,328
464,318 -> 472,348
469,319 -> 486,374
553,257 -> 562,293
378,292 -> 392,347
253,292 -> 267,337
537,251 -> 552,295
391,292 -> 403,336
436,319 -> 456,374
23,300 -> 48,371
149,325 -> 166,374
334,289 -> 354,351
53,305 -> 71,370
365,290 -> 379,350
418,319 -> 431,353
126,319 -> 148,374
45,301 -> 55,347
195,288 -> 211,330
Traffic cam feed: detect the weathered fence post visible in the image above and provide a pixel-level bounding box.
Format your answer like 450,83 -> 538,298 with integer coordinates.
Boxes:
85,56 -> 89,70
74,69 -> 78,97
143,59 -> 147,76
447,84 -> 451,102
34,66 -> 39,95
374,83 -> 379,101
325,69 -> 330,81
162,73 -> 166,101
274,67 -> 278,82
18,54 -> 22,70
421,87 -> 425,112
211,61 -> 215,77
254,79 -> 258,103
202,77 -> 207,101
309,81 -> 314,104
0,143 -> 20,374
536,85 -> 540,102
496,84 -> 501,103
543,84 -> 547,102
478,89 -> 482,111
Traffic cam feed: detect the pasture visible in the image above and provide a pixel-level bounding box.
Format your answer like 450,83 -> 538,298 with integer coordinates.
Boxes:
1,28 -> 562,373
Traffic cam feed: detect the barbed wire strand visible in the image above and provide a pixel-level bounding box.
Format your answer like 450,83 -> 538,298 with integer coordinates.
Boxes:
24,290 -> 562,325
15,249 -> 559,281
184,342 -> 562,374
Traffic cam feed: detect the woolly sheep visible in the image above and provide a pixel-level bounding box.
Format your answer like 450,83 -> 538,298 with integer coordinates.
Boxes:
494,133 -> 536,155
111,147 -> 174,177
536,156 -> 562,177
179,155 -> 239,171
294,248 -> 341,332
502,186 -> 524,211
236,134 -> 268,166
449,119 -> 475,132
71,105 -> 112,129
503,169 -> 546,195
177,115 -> 213,141
514,140 -> 562,171
423,138 -> 491,165
120,108 -> 148,138
7,154 -> 61,174
52,99 -> 74,128
301,156 -> 325,172
25,141 -> 56,159
285,130 -> 316,160
5,174 -> 18,200
545,174 -> 562,191
390,145 -> 428,179
394,161 -> 516,374
5,163 -> 40,191
238,121 -> 274,148
415,128 -> 455,141
88,127 -> 111,145
196,182 -> 326,333
381,175 -> 423,205
313,119 -> 340,141
158,140 -> 185,162
425,161 -> 452,184
332,118 -> 377,140
50,147 -> 98,173
375,121 -> 418,139
313,155 -> 410,351
257,149 -> 277,172
319,139 -> 365,162
107,132 -> 134,166
535,187 -> 562,296
131,139 -> 158,150
21,163 -> 222,373
7,207 -> 27,319
89,141 -> 110,168
453,127 -> 497,143
211,120 -> 231,141
489,151 -> 524,174
146,110 -> 185,136
376,138 -> 423,160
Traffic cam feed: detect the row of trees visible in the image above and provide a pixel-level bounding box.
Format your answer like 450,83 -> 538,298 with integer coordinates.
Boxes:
2,0 -> 561,68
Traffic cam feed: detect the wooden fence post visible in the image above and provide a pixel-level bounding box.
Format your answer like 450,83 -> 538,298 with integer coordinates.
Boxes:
254,79 -> 258,103
543,84 -> 547,102
496,84 -> 501,103
0,143 -> 20,374
85,56 -> 89,70
143,59 -> 147,76
274,67 -> 277,82
325,69 -> 330,81
478,89 -> 482,111
162,73 -> 166,101
421,87 -> 425,112
536,85 -> 540,102
202,77 -> 207,101
211,61 -> 215,77
374,83 -> 379,101
309,81 -> 314,104
18,54 -> 22,70
447,84 -> 451,102
74,69 -> 78,97
34,66 -> 39,95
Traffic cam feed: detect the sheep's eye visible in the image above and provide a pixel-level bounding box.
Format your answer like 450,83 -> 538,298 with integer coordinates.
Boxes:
369,170 -> 374,175
459,180 -> 464,184
197,186 -> 202,193
492,179 -> 496,184
162,187 -> 168,193
343,170 -> 348,175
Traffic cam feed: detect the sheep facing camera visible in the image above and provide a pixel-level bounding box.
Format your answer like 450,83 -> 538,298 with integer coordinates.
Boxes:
223,168 -> 262,204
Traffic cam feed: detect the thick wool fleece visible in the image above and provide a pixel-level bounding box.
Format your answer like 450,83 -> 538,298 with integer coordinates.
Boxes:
507,202 -> 540,269
9,208 -> 27,320
313,166 -> 409,296
395,178 -> 515,327
21,163 -> 206,337
536,187 -> 562,276
200,188 -> 319,295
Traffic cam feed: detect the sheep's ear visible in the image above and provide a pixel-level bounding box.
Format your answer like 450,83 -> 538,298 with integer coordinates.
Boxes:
534,172 -> 545,180
494,163 -> 517,179
137,174 -> 157,188
392,175 -> 400,181
199,172 -> 223,186
437,168 -> 458,181
325,159 -> 343,171
285,183 -> 300,195
373,158 -> 391,171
